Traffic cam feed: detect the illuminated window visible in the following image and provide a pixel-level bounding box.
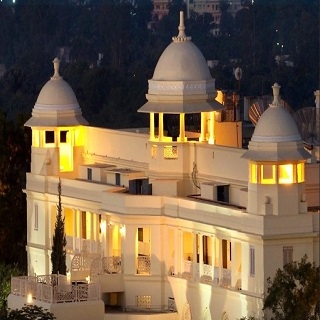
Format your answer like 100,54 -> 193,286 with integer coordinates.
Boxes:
278,164 -> 294,184
260,164 -> 276,184
45,131 -> 55,144
297,163 -> 304,183
250,163 -> 258,183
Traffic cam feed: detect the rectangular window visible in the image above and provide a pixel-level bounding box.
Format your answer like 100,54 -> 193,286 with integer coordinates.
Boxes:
250,246 -> 255,277
138,228 -> 143,242
278,164 -> 294,184
45,131 -> 55,144
260,164 -> 276,184
283,246 -> 293,266
34,204 -> 38,231
297,163 -> 304,183
87,168 -> 92,181
60,130 -> 68,143
81,211 -> 87,239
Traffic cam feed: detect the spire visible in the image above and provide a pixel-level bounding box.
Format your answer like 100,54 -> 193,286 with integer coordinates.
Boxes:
51,57 -> 62,80
270,83 -> 281,107
172,11 -> 191,42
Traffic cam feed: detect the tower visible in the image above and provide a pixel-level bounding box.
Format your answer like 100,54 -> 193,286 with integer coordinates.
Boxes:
243,83 -> 310,216
25,58 -> 88,178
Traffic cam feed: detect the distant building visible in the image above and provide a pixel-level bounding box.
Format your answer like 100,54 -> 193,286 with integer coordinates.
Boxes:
8,11 -> 320,320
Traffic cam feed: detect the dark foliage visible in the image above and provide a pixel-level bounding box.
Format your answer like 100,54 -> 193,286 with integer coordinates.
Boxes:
264,256 -> 320,320
51,179 -> 67,275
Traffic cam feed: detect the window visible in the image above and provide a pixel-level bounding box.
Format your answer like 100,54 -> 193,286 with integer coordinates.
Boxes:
34,204 -> 38,231
45,131 -> 55,144
283,246 -> 293,266
260,164 -> 276,184
250,246 -> 255,277
60,130 -> 68,143
87,168 -> 92,181
138,228 -> 143,242
278,164 -> 294,184
297,163 -> 304,183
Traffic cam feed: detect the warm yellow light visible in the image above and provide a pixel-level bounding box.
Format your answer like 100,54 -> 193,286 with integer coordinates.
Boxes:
27,293 -> 33,304
120,225 -> 125,236
59,140 -> 73,172
278,164 -> 294,184
260,164 -> 276,184
66,271 -> 71,284
215,90 -> 224,104
297,163 -> 304,183
100,220 -> 106,234
86,275 -> 91,284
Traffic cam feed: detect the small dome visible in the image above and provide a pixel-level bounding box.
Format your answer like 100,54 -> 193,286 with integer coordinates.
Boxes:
25,58 -> 88,127
152,41 -> 212,81
252,83 -> 300,143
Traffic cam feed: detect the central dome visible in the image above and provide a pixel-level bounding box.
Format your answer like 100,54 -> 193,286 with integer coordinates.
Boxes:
152,41 -> 212,81
138,12 -> 223,114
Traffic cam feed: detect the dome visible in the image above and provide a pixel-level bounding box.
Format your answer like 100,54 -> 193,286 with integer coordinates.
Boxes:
138,12 -> 223,114
152,41 -> 212,81
252,83 -> 300,143
25,58 -> 88,127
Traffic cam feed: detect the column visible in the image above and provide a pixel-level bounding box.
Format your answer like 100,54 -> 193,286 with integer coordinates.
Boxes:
178,113 -> 186,142
158,113 -> 164,141
198,234 -> 203,280
199,112 -> 207,142
72,209 -> 76,252
178,229 -> 183,276
211,236 -> 215,282
231,241 -> 236,288
192,233 -> 197,280
150,113 -> 155,141
208,111 -> 215,144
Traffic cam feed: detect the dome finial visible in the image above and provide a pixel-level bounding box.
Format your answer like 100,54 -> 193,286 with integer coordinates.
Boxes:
271,83 -> 281,107
52,57 -> 61,80
172,11 -> 191,42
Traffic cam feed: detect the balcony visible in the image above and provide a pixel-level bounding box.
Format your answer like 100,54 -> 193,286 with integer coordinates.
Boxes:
10,274 -> 100,304
66,236 -> 101,254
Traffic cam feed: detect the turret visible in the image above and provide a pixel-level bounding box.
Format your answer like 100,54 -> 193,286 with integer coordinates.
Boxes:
242,83 -> 310,215
25,58 -> 88,177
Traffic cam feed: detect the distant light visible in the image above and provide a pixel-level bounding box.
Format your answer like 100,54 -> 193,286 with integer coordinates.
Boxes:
277,42 -> 280,46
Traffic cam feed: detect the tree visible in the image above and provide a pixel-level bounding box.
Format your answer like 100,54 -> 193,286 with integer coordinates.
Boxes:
263,255 -> 320,320
51,179 -> 67,275
0,263 -> 21,316
1,305 -> 55,320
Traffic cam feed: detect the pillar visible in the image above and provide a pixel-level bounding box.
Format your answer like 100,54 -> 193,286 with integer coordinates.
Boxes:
150,113 -> 155,141
178,113 -> 186,142
158,113 -> 164,141
208,111 -> 215,144
199,112 -> 207,142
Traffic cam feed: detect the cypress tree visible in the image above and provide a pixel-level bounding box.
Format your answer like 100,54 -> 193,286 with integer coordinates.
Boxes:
51,178 -> 67,275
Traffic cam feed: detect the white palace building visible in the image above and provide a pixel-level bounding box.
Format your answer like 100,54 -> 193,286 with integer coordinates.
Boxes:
8,12 -> 320,320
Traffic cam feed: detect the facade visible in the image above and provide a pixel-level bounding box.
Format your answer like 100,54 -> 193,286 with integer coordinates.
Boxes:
9,12 -> 320,320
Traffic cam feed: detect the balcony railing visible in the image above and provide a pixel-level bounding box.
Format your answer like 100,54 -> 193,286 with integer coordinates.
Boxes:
11,275 -> 100,304
66,236 -> 101,254
137,256 -> 150,274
